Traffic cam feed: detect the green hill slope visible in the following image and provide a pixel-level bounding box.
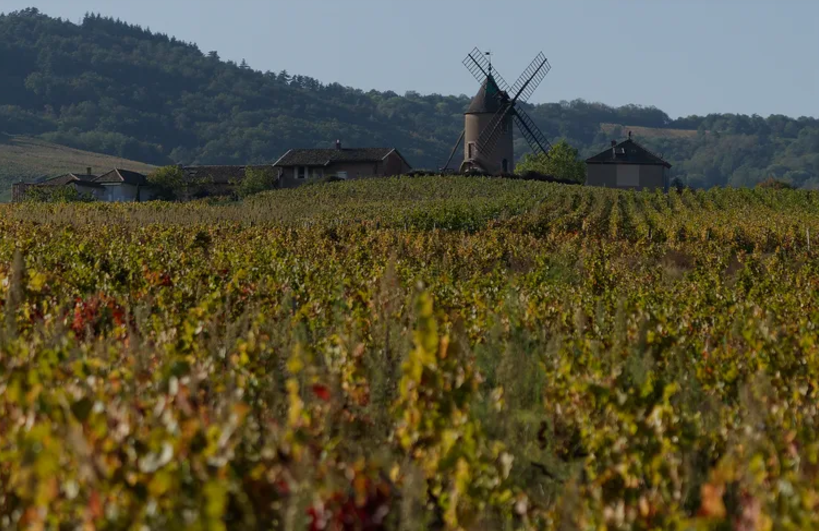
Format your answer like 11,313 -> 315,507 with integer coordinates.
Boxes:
0,8 -> 818,189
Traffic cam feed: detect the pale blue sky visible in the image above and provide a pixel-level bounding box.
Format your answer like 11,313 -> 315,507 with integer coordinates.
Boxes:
3,1 -> 818,118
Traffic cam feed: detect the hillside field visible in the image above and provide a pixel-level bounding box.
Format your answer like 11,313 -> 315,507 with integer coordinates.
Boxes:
0,134 -> 156,201
599,123 -> 700,140
3,177 -> 819,529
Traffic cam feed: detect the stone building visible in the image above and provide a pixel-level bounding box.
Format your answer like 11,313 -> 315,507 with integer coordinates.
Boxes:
460,74 -> 514,175
273,142 -> 411,187
585,134 -> 671,191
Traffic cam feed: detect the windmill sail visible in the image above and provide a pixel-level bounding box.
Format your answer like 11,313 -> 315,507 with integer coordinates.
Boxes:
510,53 -> 551,104
515,107 -> 552,155
463,48 -> 512,93
474,102 -> 515,165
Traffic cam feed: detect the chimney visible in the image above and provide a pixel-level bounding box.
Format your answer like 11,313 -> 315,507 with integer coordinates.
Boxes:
628,131 -> 632,140
335,139 -> 342,150
611,141 -> 617,159
86,167 -> 92,175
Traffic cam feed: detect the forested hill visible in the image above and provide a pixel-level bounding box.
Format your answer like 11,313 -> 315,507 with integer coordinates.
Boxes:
1,8 -> 818,189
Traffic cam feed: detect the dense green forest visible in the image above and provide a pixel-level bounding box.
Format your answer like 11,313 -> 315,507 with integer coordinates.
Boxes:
1,8 -> 818,188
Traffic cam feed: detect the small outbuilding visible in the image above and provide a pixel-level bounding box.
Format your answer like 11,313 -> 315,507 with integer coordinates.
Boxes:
585,134 -> 671,191
273,142 -> 412,188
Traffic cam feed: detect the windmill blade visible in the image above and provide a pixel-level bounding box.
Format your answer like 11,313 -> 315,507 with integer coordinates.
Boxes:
474,102 -> 515,162
462,47 -> 511,92
510,52 -> 551,104
514,107 -> 552,155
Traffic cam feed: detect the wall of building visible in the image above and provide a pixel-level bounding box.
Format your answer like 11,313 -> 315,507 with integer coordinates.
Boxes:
138,187 -> 156,202
278,166 -> 325,189
331,162 -> 382,179
638,165 -> 667,191
11,183 -> 31,203
463,113 -> 515,174
586,164 -> 668,191
102,183 -> 140,202
71,183 -> 105,200
382,152 -> 412,176
278,158 -> 411,189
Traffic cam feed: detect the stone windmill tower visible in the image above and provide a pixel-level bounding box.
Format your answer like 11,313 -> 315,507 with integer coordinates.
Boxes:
442,48 -> 553,175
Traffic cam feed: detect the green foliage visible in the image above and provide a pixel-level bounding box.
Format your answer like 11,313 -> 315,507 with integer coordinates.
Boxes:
515,140 -> 586,183
3,178 -> 819,528
756,176 -> 794,189
236,166 -> 278,198
1,10 -> 818,191
394,293 -> 517,528
147,165 -> 186,200
5,182 -> 819,529
21,185 -> 95,203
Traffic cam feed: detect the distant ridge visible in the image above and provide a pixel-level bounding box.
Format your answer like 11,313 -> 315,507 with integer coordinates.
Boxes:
0,8 -> 818,189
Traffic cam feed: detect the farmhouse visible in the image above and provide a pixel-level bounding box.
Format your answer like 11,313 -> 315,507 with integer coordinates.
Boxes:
273,142 -> 411,187
93,169 -> 153,202
586,134 -> 671,191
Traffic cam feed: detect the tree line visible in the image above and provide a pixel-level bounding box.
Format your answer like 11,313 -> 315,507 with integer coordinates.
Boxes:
0,8 -> 817,188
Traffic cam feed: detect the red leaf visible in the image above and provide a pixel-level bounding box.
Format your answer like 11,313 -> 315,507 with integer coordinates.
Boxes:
312,384 -> 331,402
89,490 -> 103,519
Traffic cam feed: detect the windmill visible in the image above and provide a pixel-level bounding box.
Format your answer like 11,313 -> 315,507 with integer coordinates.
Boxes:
442,48 -> 553,175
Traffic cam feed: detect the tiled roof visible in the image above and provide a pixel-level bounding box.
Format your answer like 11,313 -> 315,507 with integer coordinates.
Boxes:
466,74 -> 507,115
41,173 -> 102,187
181,165 -> 274,184
74,180 -> 105,189
274,148 -> 401,167
94,169 -> 149,186
586,139 -> 672,168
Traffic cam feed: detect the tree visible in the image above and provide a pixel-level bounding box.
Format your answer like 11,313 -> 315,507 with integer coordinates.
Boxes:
756,177 -> 794,190
516,140 -> 586,183
147,165 -> 186,200
236,166 -> 278,198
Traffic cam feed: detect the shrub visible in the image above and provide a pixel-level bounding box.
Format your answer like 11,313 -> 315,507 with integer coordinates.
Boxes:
21,185 -> 96,203
515,140 -> 586,183
147,165 -> 187,200
236,166 -> 279,198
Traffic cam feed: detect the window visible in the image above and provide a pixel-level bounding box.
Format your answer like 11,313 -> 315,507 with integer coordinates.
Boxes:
468,143 -> 474,159
298,167 -> 306,179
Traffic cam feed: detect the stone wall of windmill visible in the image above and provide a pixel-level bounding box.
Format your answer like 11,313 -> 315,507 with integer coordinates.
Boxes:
464,102 -> 515,174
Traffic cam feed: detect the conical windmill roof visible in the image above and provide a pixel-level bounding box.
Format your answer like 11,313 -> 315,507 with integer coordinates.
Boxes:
466,74 -> 506,114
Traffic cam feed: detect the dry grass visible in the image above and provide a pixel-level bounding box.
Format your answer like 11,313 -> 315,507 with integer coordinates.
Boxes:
600,123 -> 700,139
0,134 -> 156,201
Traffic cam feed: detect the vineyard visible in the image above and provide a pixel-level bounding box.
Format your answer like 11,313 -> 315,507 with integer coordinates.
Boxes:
3,176 -> 819,530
